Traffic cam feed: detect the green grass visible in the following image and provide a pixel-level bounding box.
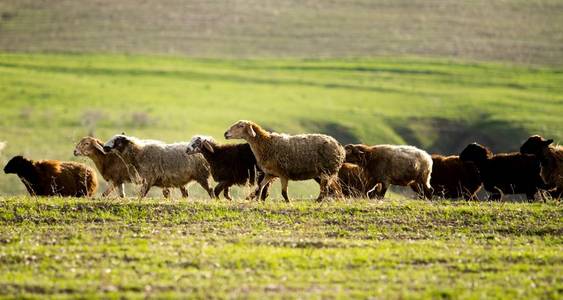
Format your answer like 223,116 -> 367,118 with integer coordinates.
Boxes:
0,196 -> 560,298
0,53 -> 562,197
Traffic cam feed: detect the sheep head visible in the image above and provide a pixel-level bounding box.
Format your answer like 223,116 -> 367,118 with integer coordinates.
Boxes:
344,144 -> 369,166
74,137 -> 105,156
520,135 -> 553,155
186,135 -> 216,154
459,143 -> 493,163
224,120 -> 257,140
103,135 -> 131,153
4,155 -> 33,174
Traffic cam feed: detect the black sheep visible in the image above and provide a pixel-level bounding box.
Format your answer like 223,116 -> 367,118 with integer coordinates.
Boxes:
459,143 -> 546,200
186,136 -> 270,200
428,154 -> 482,200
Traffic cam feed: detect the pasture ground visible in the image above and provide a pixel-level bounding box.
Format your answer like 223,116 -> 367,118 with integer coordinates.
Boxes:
0,197 -> 561,298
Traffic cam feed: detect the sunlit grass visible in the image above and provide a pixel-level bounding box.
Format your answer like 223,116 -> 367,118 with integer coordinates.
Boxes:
0,196 -> 560,298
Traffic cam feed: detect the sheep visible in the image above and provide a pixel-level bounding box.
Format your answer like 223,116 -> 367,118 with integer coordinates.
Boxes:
74,136 -> 129,197
103,134 -> 213,198
426,154 -> 482,199
319,162 -> 373,198
186,135 -> 270,200
459,143 -> 546,201
224,120 -> 345,202
3,155 -> 97,197
520,135 -> 562,199
74,136 -> 176,198
344,144 -> 433,199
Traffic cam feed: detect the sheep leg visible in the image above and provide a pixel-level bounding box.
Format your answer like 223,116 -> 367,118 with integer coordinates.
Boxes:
257,174 -> 275,202
487,186 -> 502,201
197,178 -> 214,199
248,180 -> 271,200
260,181 -> 271,201
551,188 -> 563,200
424,186 -> 434,200
223,187 -> 233,201
316,175 -> 330,202
180,186 -> 189,198
409,183 -> 422,199
414,182 -> 434,200
549,187 -> 563,199
139,183 -> 152,198
368,182 -> 389,199
162,188 -> 170,198
325,176 -> 342,199
117,183 -> 126,198
247,171 -> 267,200
214,182 -> 227,199
280,177 -> 290,203
102,182 -> 116,197
525,189 -> 537,202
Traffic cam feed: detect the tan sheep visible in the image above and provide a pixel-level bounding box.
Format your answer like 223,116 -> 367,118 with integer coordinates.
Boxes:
74,136 -> 131,197
344,144 -> 433,199
224,120 -> 345,202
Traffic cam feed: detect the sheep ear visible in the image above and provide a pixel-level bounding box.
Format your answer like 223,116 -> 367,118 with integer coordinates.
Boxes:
94,140 -> 105,153
545,139 -> 553,145
202,140 -> 214,153
247,125 -> 256,137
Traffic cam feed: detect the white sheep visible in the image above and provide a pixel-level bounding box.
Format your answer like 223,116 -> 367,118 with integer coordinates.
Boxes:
103,134 -> 213,198
224,120 -> 345,202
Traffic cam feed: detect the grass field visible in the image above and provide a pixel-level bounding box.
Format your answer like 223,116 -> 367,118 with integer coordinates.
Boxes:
1,0 -> 562,66
0,53 -> 562,197
1,1 -> 562,298
0,196 -> 560,298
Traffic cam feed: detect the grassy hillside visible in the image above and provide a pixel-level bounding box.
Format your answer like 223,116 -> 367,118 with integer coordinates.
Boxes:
0,0 -> 562,66
0,53 -> 562,197
0,197 -> 560,298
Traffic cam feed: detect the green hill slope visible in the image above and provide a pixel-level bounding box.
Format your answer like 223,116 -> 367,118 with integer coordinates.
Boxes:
0,53 -> 561,197
1,0 -> 562,65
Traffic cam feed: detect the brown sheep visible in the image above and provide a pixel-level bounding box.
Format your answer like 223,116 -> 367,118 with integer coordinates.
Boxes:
3,155 -> 97,197
319,163 -> 373,198
74,136 -> 132,197
460,143 -> 546,201
426,154 -> 482,199
520,135 -> 562,199
224,120 -> 345,202
344,144 -> 433,199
